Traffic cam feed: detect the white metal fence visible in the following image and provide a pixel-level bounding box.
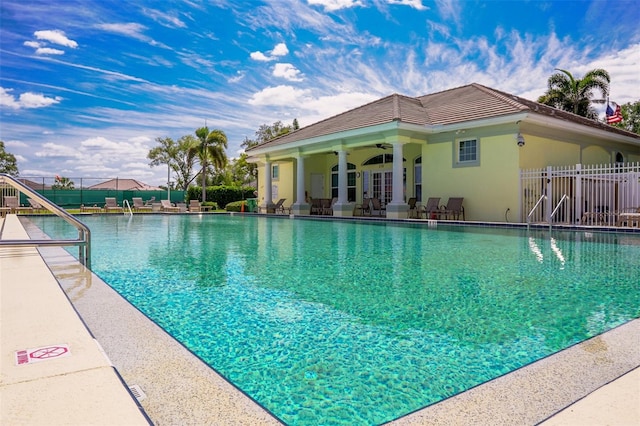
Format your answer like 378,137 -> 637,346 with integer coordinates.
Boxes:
521,162 -> 640,225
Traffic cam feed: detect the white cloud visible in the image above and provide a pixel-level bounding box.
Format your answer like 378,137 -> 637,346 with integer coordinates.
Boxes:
35,47 -> 65,55
250,43 -> 290,61
36,142 -> 80,158
228,71 -> 245,83
144,8 -> 187,28
95,23 -> 152,44
250,51 -> 271,61
4,140 -> 29,149
307,0 -> 364,12
271,42 -> 289,57
34,30 -> 78,48
248,85 -> 311,106
24,41 -> 41,49
387,0 -> 428,11
273,63 -> 304,81
0,88 -> 62,109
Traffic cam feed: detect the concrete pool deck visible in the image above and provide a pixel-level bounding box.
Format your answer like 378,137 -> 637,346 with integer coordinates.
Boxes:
1,213 -> 639,425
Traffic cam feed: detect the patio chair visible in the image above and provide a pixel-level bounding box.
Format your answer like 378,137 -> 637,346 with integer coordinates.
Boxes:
310,198 -> 323,215
356,198 -> 371,216
421,197 -> 441,219
434,197 -> 465,220
104,197 -> 123,213
370,198 -> 386,216
160,199 -> 180,212
132,197 -> 153,212
4,196 -> 33,214
189,199 -> 202,212
323,197 -> 337,215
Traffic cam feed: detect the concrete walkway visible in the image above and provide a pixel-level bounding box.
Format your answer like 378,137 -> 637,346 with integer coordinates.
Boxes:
0,215 -> 150,425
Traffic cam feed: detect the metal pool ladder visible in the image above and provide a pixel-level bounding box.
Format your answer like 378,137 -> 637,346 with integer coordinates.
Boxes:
0,173 -> 91,268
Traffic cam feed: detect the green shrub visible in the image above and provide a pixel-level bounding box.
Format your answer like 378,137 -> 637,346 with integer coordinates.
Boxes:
225,200 -> 246,212
187,185 -> 255,208
202,201 -> 219,210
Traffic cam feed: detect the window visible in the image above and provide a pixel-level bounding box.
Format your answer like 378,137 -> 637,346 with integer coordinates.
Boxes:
363,154 -> 406,165
414,157 -> 422,202
271,164 -> 279,180
331,163 -> 356,201
455,138 -> 479,167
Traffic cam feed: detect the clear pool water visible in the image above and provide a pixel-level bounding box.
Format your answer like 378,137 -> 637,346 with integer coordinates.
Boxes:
30,215 -> 640,425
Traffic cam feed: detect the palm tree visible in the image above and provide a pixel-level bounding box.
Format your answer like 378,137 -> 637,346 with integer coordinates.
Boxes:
538,68 -> 610,119
193,126 -> 228,202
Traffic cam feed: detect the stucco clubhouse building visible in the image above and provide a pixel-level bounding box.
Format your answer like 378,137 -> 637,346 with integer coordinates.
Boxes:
247,83 -> 640,222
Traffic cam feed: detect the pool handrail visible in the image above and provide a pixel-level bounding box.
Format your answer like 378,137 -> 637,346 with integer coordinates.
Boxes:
549,194 -> 569,230
527,194 -> 546,229
0,173 -> 91,268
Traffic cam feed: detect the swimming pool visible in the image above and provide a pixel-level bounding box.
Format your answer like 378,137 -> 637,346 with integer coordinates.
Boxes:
29,215 -> 640,425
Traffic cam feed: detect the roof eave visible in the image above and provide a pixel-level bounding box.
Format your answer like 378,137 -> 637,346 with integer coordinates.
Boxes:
524,114 -> 640,146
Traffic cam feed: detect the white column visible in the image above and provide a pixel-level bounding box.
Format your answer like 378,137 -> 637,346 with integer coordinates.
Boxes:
292,155 -> 310,215
338,150 -> 348,204
386,142 -> 409,218
262,160 -> 272,211
392,142 -> 404,204
333,149 -> 354,217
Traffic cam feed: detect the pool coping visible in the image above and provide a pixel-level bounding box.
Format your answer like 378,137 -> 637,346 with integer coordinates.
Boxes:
9,214 -> 640,425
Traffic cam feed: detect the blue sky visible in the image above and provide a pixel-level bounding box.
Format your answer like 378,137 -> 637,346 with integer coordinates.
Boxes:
1,0 -> 639,186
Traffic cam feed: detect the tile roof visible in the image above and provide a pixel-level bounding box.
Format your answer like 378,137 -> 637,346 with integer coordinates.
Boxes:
248,83 -> 639,151
87,178 -> 161,191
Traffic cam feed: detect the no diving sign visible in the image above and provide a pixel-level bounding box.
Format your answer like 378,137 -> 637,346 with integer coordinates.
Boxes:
15,344 -> 71,365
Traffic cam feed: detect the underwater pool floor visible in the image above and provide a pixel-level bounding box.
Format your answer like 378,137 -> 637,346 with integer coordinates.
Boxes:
32,243 -> 640,425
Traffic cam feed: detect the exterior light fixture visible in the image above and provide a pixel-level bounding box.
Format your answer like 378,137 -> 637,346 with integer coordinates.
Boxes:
517,133 -> 525,147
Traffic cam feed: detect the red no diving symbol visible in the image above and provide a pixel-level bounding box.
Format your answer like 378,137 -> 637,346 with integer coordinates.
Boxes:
30,346 -> 68,359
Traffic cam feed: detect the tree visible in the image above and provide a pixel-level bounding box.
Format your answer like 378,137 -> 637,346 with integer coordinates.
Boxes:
538,68 -> 610,119
148,135 -> 202,191
612,100 -> 640,134
193,127 -> 228,202
0,141 -> 19,176
148,137 -> 179,190
239,119 -> 299,186
52,175 -> 74,189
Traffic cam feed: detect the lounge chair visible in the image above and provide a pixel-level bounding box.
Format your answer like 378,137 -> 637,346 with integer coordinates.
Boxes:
189,199 -> 202,212
407,197 -> 419,218
4,196 -> 33,214
323,197 -> 337,215
160,199 -> 180,212
277,200 -> 293,214
104,197 -> 123,213
370,198 -> 386,216
617,207 -> 640,227
27,198 -> 47,213
421,197 -> 441,219
132,197 -> 153,212
434,197 -> 465,220
273,198 -> 287,214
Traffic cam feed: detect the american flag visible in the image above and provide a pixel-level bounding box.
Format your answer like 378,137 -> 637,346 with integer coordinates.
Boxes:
606,102 -> 623,124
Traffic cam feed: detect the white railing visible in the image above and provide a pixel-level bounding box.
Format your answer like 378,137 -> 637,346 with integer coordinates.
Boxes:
0,174 -> 91,267
520,162 -> 640,225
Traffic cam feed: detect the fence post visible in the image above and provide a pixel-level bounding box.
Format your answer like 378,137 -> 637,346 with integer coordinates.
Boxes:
546,166 -> 553,223
575,164 -> 582,224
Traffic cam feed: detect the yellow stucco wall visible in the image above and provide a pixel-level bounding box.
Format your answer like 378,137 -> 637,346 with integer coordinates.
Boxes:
423,132 -> 520,222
